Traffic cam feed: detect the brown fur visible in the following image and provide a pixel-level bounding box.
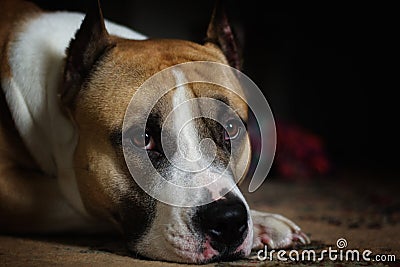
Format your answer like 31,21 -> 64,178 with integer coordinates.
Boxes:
0,0 -> 40,78
0,2 -> 311,260
0,0 -> 249,234
71,37 -> 249,223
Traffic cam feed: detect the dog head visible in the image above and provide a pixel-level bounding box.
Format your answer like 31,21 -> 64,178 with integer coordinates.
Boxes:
62,2 -> 253,263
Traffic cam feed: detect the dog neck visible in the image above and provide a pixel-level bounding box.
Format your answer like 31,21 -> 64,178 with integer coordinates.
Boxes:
1,11 -> 146,216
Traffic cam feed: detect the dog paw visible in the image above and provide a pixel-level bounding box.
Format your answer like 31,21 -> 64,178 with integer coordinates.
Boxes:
251,210 -> 310,249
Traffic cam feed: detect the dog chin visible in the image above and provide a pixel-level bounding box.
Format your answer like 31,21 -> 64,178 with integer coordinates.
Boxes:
168,240 -> 220,264
131,229 -> 253,264
170,241 -> 251,264
156,240 -> 249,264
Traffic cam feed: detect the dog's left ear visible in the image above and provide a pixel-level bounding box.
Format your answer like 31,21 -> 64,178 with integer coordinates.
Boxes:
61,0 -> 115,105
205,0 -> 241,70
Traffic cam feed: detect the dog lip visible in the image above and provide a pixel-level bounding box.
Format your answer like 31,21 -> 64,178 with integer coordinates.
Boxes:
168,246 -> 243,264
170,247 -> 214,263
164,233 -> 220,263
166,241 -> 215,263
203,234 -> 247,258
164,234 -> 248,263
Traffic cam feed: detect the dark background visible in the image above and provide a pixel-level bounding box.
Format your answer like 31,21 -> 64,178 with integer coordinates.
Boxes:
30,0 -> 397,177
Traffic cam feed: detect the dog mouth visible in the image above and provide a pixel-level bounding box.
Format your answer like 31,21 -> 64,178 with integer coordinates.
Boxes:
155,192 -> 252,263
173,249 -> 245,264
121,189 -> 253,263
163,218 -> 253,263
165,234 -> 247,264
127,230 -> 250,264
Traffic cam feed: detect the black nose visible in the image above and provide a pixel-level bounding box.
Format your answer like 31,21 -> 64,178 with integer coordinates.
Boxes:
195,195 -> 248,252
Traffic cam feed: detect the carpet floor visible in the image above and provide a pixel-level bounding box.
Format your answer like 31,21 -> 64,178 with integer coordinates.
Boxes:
1,171 -> 399,266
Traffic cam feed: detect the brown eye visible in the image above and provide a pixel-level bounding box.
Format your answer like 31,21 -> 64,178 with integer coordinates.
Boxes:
224,119 -> 242,141
131,130 -> 155,150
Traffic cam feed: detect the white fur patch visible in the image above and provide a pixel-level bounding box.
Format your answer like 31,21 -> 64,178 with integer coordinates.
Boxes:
172,69 -> 201,162
1,12 -> 147,217
136,70 -> 253,261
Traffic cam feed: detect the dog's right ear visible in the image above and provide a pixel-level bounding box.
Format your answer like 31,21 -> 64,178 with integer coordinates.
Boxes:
61,0 -> 115,105
205,0 -> 241,70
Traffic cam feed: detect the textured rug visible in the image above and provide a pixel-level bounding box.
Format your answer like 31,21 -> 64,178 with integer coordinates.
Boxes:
1,171 -> 399,266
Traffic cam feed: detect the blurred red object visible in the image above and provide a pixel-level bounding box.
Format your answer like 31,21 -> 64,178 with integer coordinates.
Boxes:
275,122 -> 331,180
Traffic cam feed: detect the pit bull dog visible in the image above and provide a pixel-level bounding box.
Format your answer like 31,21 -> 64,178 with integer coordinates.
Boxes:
0,0 -> 310,263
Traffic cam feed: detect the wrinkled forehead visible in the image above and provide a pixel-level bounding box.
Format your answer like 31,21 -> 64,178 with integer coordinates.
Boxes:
81,39 -> 248,128
155,84 -> 247,123
123,68 -> 248,127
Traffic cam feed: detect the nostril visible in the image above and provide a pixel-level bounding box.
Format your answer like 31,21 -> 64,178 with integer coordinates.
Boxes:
195,197 -> 249,251
209,228 -> 222,238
